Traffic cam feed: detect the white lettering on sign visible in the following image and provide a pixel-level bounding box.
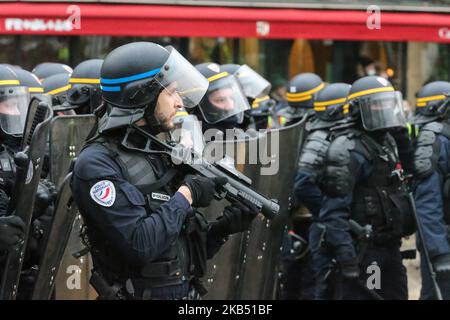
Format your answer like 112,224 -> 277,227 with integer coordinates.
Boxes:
5,18 -> 73,32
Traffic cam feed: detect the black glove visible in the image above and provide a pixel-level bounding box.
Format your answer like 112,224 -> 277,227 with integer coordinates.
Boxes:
33,180 -> 57,219
209,202 -> 259,238
389,127 -> 414,176
182,175 -> 227,208
340,258 -> 360,279
0,215 -> 26,251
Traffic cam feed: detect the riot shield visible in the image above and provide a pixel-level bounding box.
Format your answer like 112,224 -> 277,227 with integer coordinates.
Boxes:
0,99 -> 53,300
49,115 -> 96,188
47,115 -> 96,300
236,119 -> 305,299
200,118 -> 306,299
31,174 -> 78,299
200,134 -> 259,300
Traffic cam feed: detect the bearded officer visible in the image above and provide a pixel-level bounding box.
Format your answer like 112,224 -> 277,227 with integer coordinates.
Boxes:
71,42 -> 258,300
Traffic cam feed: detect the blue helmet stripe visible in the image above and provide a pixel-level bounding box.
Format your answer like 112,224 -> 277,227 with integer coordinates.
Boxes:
100,68 -> 161,85
101,85 -> 121,92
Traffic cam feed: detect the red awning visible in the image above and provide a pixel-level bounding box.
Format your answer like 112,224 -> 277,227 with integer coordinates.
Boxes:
0,2 -> 449,42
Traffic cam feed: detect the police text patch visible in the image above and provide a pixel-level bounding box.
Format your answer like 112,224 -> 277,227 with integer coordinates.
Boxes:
90,180 -> 116,207
151,192 -> 171,202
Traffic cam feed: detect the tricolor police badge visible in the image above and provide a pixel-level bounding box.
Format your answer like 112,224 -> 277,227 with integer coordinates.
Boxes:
90,180 -> 116,207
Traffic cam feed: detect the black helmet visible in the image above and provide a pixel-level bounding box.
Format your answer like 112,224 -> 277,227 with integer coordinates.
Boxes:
195,62 -> 250,125
66,59 -> 103,114
32,62 -> 73,81
286,73 -> 324,108
414,81 -> 450,124
314,83 -> 351,122
14,68 -> 52,110
0,65 -> 30,143
14,69 -> 44,95
221,64 -> 271,99
348,76 -> 406,131
249,95 -> 276,129
42,73 -> 71,108
98,42 -> 208,132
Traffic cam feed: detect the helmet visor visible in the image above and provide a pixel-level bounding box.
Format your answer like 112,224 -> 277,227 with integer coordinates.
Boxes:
67,83 -> 92,106
234,64 -> 271,99
0,86 -> 30,135
198,75 -> 250,124
171,113 -> 205,155
359,91 -> 407,131
156,46 -> 209,109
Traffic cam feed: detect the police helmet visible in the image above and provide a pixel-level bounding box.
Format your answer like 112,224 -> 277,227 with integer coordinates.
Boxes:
414,81 -> 450,124
249,95 -> 276,129
32,62 -> 73,81
43,73 -> 72,109
314,83 -> 351,122
0,65 -> 30,141
98,42 -> 208,132
195,63 -> 250,125
286,73 -> 325,108
66,59 -> 103,114
14,68 -> 52,105
221,64 -> 271,99
348,76 -> 406,131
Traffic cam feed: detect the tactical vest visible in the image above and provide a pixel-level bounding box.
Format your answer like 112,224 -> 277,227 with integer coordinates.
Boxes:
349,131 -> 415,244
83,131 -> 209,293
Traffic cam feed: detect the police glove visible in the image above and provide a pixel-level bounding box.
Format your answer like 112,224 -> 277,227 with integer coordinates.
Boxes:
33,180 -> 57,219
209,202 -> 259,238
182,175 -> 227,208
0,215 -> 26,251
340,258 -> 360,279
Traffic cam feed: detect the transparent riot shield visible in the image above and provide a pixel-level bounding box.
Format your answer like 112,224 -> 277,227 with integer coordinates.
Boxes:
200,118 -> 306,299
31,174 -> 78,299
49,115 -> 96,188
30,115 -> 96,299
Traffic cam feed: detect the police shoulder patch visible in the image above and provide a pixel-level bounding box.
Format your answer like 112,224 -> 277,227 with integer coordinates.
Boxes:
90,180 -> 116,207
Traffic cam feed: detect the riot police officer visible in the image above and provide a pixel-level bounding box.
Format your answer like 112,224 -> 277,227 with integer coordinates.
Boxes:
221,64 -> 271,130
192,63 -> 251,140
32,62 -> 72,81
278,73 -> 325,126
280,83 -> 351,299
65,59 -> 103,114
315,76 -> 415,299
0,66 -> 57,299
71,42 -> 258,300
413,81 -> 450,300
0,65 -> 27,254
